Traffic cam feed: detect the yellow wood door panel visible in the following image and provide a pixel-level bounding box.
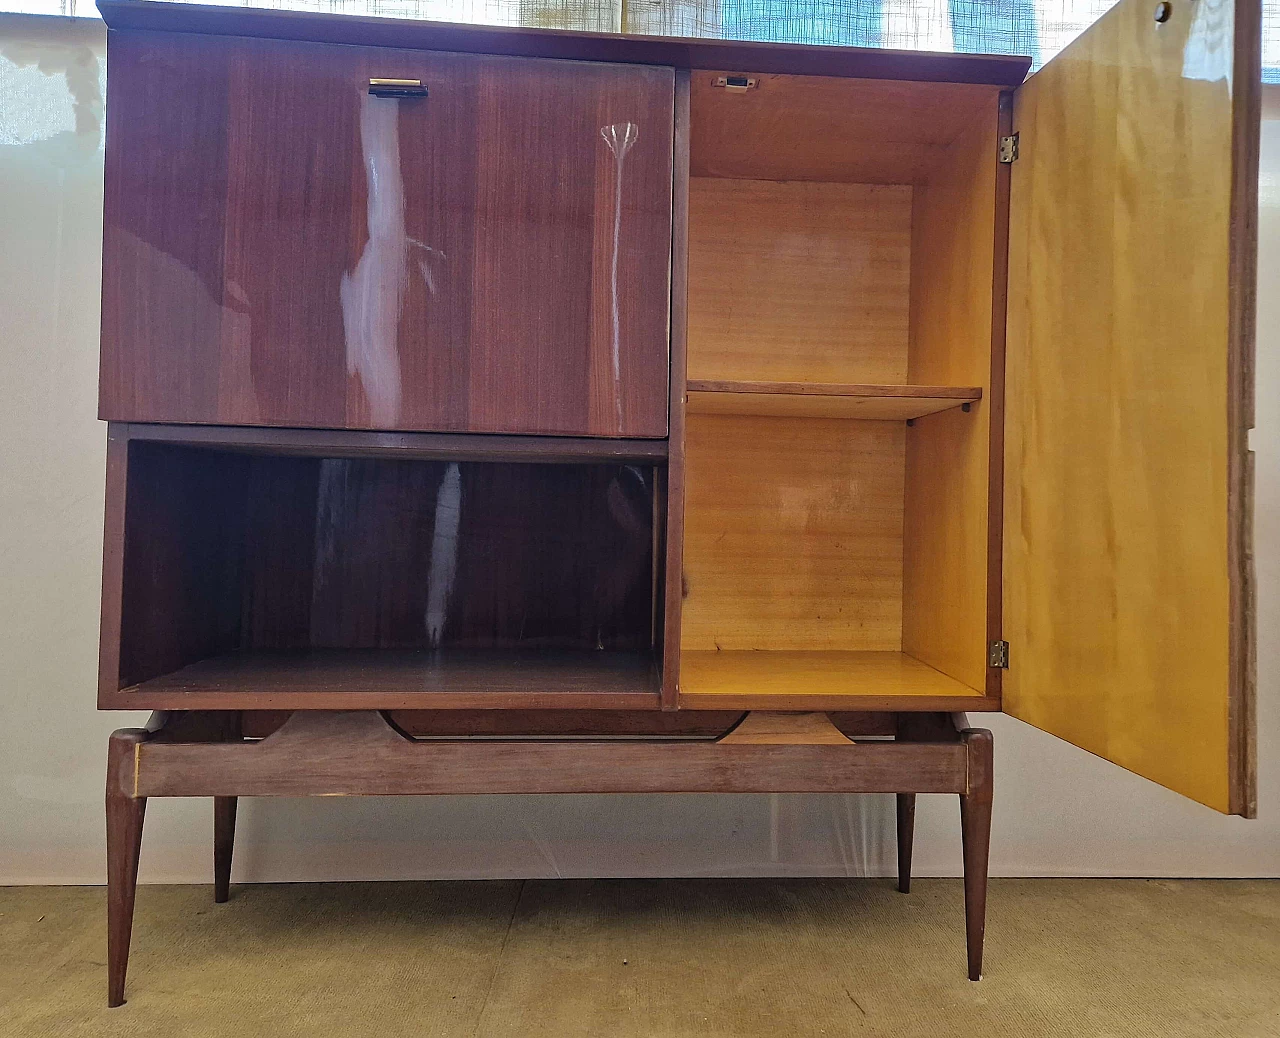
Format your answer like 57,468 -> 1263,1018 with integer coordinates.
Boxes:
1004,0 -> 1258,814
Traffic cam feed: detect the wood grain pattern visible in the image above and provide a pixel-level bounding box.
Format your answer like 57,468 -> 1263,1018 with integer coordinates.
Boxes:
102,433 -> 661,708
662,69 -> 691,710
901,103 -> 1000,694
100,32 -> 672,437
687,381 -> 980,420
984,91 -> 1014,703
1227,0 -> 1261,818
239,709 -> 897,740
690,73 -> 1003,184
118,422 -> 667,463
681,414 -> 904,651
132,710 -> 973,797
1002,0 -> 1257,813
718,711 -> 852,744
122,649 -> 660,697
687,179 -> 912,384
106,729 -> 148,1008
679,650 -> 989,707
97,1 -> 1032,87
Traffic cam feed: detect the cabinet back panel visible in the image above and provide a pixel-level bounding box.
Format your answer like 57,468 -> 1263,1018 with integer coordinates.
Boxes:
687,179 -> 912,384
901,104 -> 1000,694
681,413 -> 904,651
690,73 -> 1002,184
100,32 -> 673,437
115,445 -> 656,689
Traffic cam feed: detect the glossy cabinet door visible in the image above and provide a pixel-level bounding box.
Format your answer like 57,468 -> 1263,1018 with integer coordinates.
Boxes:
100,32 -> 674,437
1003,0 -> 1258,814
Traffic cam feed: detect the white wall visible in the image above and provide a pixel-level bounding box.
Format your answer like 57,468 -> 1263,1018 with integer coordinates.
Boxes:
0,13 -> 1276,883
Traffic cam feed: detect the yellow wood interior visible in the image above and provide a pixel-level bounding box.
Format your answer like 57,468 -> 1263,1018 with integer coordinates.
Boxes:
688,178 -> 912,384
690,72 -> 1002,184
681,651 -> 986,710
1002,0 -> 1244,812
681,74 -> 1000,706
901,103 -> 1000,693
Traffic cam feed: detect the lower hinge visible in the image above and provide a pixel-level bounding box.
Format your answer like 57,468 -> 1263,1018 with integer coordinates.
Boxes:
999,133 -> 1019,163
989,640 -> 1010,668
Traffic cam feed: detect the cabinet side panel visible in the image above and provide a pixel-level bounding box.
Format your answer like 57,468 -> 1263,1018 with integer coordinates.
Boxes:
662,69 -> 690,708
117,442 -> 251,688
1003,0 -> 1253,813
901,103 -> 1000,694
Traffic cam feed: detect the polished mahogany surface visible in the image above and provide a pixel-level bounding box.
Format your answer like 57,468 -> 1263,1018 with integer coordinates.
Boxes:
109,440 -> 658,701
100,32 -> 674,437
97,0 -> 1032,86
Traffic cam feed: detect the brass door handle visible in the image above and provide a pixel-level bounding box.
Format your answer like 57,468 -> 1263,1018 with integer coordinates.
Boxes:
369,78 -> 428,98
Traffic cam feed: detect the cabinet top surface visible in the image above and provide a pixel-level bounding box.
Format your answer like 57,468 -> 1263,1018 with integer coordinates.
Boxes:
96,0 -> 1031,86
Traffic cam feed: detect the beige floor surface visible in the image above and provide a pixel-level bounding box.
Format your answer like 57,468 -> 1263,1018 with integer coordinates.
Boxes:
1,879 -> 1278,1037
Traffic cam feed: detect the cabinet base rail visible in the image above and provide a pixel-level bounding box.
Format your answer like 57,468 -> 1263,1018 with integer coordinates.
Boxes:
105,709 -> 993,1006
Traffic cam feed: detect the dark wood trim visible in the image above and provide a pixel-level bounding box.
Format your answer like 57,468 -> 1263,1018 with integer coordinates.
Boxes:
958,724 -> 993,980
131,710 -> 971,797
97,426 -> 128,703
106,728 -> 148,1008
96,1 -> 1032,86
101,689 -> 664,712
895,793 -> 915,894
984,90 -> 1013,700
679,693 -> 1002,713
661,69 -> 691,711
114,422 -> 669,465
104,710 -> 992,1003
1227,0 -> 1261,819
687,381 -> 981,400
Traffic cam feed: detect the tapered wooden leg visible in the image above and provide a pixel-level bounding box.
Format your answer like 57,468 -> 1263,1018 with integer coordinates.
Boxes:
214,797 -> 237,904
895,793 -> 916,894
107,729 -> 149,1008
959,727 -> 993,981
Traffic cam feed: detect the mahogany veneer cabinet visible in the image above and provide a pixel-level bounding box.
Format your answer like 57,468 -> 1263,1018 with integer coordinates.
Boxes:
96,0 -> 1260,1007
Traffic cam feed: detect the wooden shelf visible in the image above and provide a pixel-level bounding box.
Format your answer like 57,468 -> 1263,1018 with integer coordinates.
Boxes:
686,381 -> 981,420
121,423 -> 668,464
678,650 -> 994,711
114,649 -> 662,711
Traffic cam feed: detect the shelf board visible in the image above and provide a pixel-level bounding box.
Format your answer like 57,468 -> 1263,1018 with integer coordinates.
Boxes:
686,381 -> 982,420
114,649 -> 662,711
678,650 -> 995,711
119,423 -> 668,465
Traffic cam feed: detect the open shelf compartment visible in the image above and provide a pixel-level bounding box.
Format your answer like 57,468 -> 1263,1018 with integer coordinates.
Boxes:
679,72 -> 1003,709
102,429 -> 665,709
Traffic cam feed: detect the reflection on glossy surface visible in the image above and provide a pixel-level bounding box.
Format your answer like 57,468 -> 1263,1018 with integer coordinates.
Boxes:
424,462 -> 461,647
341,93 -> 408,427
118,446 -> 658,655
99,33 -> 674,435
600,120 -> 639,434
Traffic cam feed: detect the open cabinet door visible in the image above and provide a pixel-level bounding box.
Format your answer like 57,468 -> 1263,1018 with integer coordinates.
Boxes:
1003,0 -> 1258,814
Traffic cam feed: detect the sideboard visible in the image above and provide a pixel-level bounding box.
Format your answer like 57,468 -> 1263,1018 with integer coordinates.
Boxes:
94,0 -> 1259,1007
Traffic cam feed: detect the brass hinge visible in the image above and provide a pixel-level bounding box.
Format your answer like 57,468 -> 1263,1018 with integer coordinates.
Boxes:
989,640 -> 1010,668
999,133 -> 1019,164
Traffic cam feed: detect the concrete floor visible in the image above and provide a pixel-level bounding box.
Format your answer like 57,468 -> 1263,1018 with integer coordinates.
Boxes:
1,879 -> 1278,1037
